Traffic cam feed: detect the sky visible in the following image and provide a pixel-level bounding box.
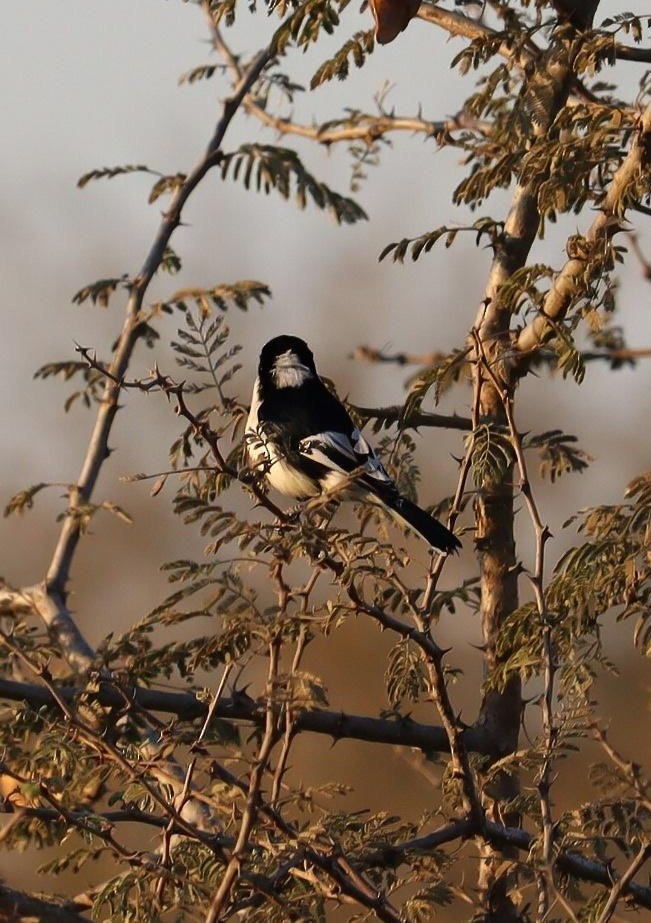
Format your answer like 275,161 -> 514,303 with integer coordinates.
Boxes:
1,0 -> 649,630
0,0 -> 648,643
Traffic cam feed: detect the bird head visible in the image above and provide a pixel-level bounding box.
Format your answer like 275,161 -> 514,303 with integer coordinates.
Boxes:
259,335 -> 317,389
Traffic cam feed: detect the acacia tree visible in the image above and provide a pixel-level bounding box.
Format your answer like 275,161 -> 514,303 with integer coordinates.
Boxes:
1,0 -> 651,920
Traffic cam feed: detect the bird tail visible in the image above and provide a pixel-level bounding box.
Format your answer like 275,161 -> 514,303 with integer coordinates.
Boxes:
384,495 -> 461,554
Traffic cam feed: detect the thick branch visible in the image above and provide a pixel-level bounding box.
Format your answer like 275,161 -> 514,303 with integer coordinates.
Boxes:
468,15 -> 587,916
360,819 -> 651,910
352,403 -> 472,431
0,885 -> 92,923
615,44 -> 651,64
516,103 -> 651,354
0,583 -> 94,673
0,676 -> 497,755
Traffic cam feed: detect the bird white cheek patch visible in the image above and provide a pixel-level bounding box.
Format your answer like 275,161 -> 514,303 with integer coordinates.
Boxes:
271,352 -> 313,389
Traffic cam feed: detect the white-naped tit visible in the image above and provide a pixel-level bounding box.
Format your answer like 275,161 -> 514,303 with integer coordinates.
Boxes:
245,335 -> 461,554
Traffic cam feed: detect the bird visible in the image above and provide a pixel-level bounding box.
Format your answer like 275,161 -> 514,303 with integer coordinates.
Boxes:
244,335 -> 461,554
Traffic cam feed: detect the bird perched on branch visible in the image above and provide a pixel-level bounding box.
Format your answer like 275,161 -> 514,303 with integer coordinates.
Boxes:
245,335 -> 460,554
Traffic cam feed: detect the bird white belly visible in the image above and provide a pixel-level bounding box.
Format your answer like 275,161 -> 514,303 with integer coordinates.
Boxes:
266,455 -> 320,499
245,432 -> 320,499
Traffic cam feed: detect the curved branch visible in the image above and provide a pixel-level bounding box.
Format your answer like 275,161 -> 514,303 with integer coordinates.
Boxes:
615,43 -> 651,63
515,102 -> 651,354
418,2 -> 512,48
209,17 -> 487,148
417,1 -> 536,67
40,45 -> 273,667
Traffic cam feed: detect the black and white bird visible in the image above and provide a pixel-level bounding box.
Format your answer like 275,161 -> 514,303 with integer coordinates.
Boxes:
245,335 -> 461,554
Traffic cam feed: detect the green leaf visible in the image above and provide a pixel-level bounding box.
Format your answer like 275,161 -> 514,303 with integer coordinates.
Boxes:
154,280 -> 271,315
72,276 -> 129,308
4,483 -> 49,517
380,219 -> 503,263
524,430 -> 592,482
310,29 -> 374,89
160,246 -> 182,275
178,63 -> 220,85
219,143 -> 367,223
271,0 -> 350,56
148,172 -> 187,204
385,640 -> 427,707
400,348 -> 469,421
77,164 -> 154,188
470,424 -> 514,486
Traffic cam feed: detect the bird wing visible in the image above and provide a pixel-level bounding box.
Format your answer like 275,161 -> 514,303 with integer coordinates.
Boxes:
247,373 -> 395,495
298,428 -> 394,492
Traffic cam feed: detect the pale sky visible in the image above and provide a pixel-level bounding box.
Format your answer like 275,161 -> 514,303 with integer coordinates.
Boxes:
1,0 -> 650,633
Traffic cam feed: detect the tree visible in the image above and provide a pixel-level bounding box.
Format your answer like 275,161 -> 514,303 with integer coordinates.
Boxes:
1,0 -> 651,920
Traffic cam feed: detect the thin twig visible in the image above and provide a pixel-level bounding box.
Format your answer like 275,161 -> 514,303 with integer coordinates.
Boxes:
627,233 -> 651,282
205,638 -> 282,922
420,346 -> 481,614
197,663 -> 235,744
596,841 -> 651,923
271,622 -> 309,807
591,725 -> 651,815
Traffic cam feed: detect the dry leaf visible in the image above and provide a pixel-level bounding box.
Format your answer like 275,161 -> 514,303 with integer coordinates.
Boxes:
370,0 -> 421,45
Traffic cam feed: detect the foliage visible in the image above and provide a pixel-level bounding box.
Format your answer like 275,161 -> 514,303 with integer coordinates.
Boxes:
3,2 -> 651,922
219,143 -> 368,223
310,29 -> 375,88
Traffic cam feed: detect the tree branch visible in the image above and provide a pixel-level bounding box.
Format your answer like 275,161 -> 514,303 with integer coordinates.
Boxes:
628,232 -> 651,281
352,403 -> 473,431
0,885 -> 92,923
209,16 -> 488,150
0,676 -> 498,756
38,41 -> 273,668
205,640 -> 283,922
359,819 -> 651,910
596,842 -> 651,923
468,13 -> 587,916
515,102 -> 651,355
350,344 -> 448,366
417,1 -> 535,67
614,44 -> 651,64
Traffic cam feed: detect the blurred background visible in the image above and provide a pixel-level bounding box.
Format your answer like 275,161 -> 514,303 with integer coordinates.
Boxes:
1,0 -> 650,910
